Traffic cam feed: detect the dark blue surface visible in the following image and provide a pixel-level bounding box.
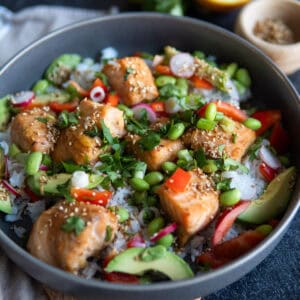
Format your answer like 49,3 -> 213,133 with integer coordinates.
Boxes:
1,1 -> 299,299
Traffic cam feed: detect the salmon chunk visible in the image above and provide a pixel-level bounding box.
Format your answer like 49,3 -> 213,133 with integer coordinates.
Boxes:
182,120 -> 256,161
10,108 -> 58,153
103,57 -> 159,106
27,201 -> 117,274
79,99 -> 126,138
157,168 -> 219,245
52,124 -> 102,165
126,135 -> 183,171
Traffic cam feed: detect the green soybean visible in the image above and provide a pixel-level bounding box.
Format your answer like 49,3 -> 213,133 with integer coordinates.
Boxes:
243,118 -> 262,130
147,216 -> 165,236
197,118 -> 216,131
235,68 -> 251,87
116,207 -> 129,223
144,172 -> 164,186
220,117 -> 235,133
178,149 -> 193,162
155,75 -> 176,87
256,224 -> 273,236
32,80 -> 49,95
176,78 -> 189,97
129,178 -> 150,191
117,104 -> 134,118
25,151 -> 43,175
215,112 -> 224,121
202,160 -> 218,173
162,161 -> 177,174
156,234 -> 174,248
220,189 -> 241,206
205,103 -> 217,121
167,123 -> 185,140
133,191 -> 148,205
225,63 -> 238,78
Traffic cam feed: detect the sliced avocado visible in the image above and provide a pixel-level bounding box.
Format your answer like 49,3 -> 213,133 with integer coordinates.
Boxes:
87,174 -> 104,189
105,247 -> 194,281
0,96 -> 11,131
0,190 -> 12,214
45,54 -> 81,85
27,171 -> 71,196
238,167 -> 296,224
33,92 -> 70,105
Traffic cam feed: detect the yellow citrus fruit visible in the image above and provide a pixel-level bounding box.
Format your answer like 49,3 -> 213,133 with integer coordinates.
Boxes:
196,0 -> 251,12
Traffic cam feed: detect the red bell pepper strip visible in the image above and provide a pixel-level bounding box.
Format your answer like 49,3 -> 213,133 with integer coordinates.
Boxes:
259,162 -> 277,182
150,101 -> 165,113
198,101 -> 247,122
155,64 -> 173,76
24,186 -> 41,202
252,110 -> 281,136
198,230 -> 266,269
269,122 -> 289,154
190,76 -> 213,90
165,168 -> 192,193
49,100 -> 79,112
105,93 -> 119,107
70,188 -> 112,206
212,201 -> 251,247
68,80 -> 90,97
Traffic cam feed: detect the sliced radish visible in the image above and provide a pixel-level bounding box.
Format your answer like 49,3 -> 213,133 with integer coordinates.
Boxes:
39,164 -> 49,171
90,86 -> 106,103
2,179 -> 21,197
152,55 -> 164,67
259,145 -> 281,170
127,234 -> 146,248
212,201 -> 250,247
132,103 -> 157,123
11,91 -> 35,107
150,223 -> 177,242
170,53 -> 195,78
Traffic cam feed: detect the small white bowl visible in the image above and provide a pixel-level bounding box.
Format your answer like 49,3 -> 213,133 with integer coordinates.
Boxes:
235,0 -> 300,74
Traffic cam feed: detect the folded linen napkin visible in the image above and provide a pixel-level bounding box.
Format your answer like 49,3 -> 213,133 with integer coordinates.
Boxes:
0,5 -> 116,299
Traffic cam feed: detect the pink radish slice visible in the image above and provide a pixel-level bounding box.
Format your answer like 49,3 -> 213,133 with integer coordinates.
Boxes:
170,53 -> 195,78
259,146 -> 281,170
39,164 -> 49,171
132,103 -> 157,123
11,91 -> 35,107
127,234 -> 146,248
152,55 -> 164,67
2,179 -> 20,197
150,223 -> 177,242
90,86 -> 106,103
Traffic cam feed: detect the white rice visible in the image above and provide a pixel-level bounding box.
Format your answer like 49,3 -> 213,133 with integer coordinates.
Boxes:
25,200 -> 46,222
101,47 -> 118,60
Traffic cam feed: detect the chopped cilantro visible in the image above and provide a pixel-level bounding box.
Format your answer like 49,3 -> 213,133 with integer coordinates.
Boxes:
35,117 -> 48,124
105,225 -> 113,241
138,132 -> 160,150
126,117 -> 148,135
100,120 -> 114,144
223,158 -> 249,174
124,67 -> 134,81
232,133 -> 237,144
95,72 -> 109,86
218,144 -> 226,156
84,126 -> 99,137
247,137 -> 263,161
216,178 -> 232,191
61,216 -> 85,235
57,180 -> 74,203
194,148 -> 207,168
62,161 -> 88,173
56,111 -> 79,129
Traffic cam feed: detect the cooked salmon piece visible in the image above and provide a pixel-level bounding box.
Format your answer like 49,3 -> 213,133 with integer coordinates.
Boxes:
79,99 -> 126,138
52,124 -> 102,165
182,120 -> 256,161
103,57 -> 159,106
27,201 -> 117,274
10,108 -> 58,153
157,168 -> 219,245
126,134 -> 183,171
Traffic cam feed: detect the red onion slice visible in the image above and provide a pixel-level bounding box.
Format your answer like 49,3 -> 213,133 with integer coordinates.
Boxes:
90,86 -> 106,103
132,103 -> 157,123
127,234 -> 146,248
259,146 -> 281,170
170,53 -> 195,78
4,155 -> 9,179
39,164 -> 49,171
2,179 -> 21,197
150,223 -> 177,242
11,91 -> 35,107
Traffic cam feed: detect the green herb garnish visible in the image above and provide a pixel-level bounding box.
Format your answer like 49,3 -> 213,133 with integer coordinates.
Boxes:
35,117 -> 48,124
84,126 -> 99,137
105,225 -> 113,242
61,216 -> 85,235
138,132 -> 160,151
124,67 -> 134,81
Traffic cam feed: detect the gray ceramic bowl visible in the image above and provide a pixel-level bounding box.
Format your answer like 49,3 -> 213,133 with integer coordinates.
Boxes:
0,13 -> 299,300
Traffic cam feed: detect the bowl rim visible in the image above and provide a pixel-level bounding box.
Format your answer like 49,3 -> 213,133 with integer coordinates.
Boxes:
0,12 -> 299,293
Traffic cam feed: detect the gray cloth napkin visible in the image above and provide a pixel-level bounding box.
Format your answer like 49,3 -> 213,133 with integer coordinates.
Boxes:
0,5 -> 115,299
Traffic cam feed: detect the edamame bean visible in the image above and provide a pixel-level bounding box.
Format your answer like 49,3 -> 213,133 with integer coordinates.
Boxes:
32,80 -> 49,95
202,160 -> 218,173
155,75 -> 176,87
144,172 -> 164,186
162,161 -> 177,174
220,189 -> 241,206
197,118 -> 216,131
205,103 -> 217,121
117,104 -> 134,118
156,234 -> 174,248
215,112 -> 224,121
147,216 -> 165,236
220,117 -> 235,133
256,224 -> 273,236
235,68 -> 251,87
225,63 -> 238,78
25,151 -> 43,175
116,207 -> 129,223
167,123 -> 185,140
176,78 -> 188,97
243,118 -> 262,130
129,178 -> 150,191
133,191 -> 148,205
178,149 -> 193,162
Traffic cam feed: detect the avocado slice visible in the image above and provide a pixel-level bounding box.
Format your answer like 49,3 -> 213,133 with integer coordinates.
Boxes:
87,174 -> 104,189
0,190 -> 12,214
105,247 -> 194,281
0,96 -> 11,131
27,171 -> 71,196
238,167 -> 296,224
45,54 -> 81,85
33,92 -> 70,105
